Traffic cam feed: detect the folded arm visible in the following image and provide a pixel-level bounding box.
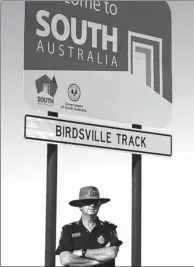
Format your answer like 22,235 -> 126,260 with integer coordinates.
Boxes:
60,251 -> 100,266
74,246 -> 119,262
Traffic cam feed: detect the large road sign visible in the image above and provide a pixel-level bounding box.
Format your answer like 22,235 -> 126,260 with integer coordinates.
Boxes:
24,115 -> 172,156
24,1 -> 172,127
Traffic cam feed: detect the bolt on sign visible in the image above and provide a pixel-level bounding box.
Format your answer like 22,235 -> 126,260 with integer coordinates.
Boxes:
24,1 -> 172,128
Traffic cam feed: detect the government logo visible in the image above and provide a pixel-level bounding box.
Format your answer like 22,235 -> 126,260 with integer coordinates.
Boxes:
68,84 -> 81,102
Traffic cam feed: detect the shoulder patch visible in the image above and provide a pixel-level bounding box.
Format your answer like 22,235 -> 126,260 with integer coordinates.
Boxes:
112,229 -> 118,238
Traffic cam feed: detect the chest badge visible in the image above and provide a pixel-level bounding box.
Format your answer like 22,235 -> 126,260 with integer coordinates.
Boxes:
72,232 -> 81,238
97,235 -> 105,244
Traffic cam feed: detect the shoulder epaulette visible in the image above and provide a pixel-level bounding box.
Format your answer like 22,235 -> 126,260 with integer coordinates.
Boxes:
62,221 -> 78,229
104,220 -> 117,228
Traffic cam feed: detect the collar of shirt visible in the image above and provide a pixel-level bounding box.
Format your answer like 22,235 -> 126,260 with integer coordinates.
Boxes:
77,217 -> 103,232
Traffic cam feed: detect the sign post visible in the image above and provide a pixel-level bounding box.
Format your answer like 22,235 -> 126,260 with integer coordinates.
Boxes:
45,112 -> 58,267
132,124 -> 142,267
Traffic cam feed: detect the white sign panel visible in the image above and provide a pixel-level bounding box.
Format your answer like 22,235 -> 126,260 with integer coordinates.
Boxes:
24,115 -> 172,156
24,1 -> 172,128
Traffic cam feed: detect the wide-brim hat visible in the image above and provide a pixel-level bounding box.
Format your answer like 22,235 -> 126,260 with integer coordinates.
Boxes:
69,186 -> 110,207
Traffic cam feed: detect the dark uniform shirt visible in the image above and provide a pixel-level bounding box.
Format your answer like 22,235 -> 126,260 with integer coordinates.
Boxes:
56,217 -> 122,267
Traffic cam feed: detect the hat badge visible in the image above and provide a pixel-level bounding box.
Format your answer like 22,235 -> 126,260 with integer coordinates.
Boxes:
97,235 -> 105,244
89,189 -> 98,197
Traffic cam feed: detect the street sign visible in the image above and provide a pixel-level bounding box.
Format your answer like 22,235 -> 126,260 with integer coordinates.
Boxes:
24,1 -> 172,128
24,115 -> 172,156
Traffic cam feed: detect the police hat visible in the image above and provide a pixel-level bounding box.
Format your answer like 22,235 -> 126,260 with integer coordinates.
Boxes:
69,186 -> 110,207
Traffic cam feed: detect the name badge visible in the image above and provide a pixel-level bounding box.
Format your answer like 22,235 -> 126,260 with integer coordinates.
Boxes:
72,232 -> 81,238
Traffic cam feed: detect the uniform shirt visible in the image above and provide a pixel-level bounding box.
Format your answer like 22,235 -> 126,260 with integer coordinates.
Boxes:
56,217 -> 123,267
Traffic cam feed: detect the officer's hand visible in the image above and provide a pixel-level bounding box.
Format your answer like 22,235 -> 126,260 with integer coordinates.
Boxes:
73,250 -> 82,257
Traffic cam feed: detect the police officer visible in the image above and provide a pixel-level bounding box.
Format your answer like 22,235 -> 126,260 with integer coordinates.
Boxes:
56,186 -> 122,266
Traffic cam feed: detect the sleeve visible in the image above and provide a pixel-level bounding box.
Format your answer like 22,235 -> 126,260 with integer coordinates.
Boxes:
55,225 -> 73,255
106,222 -> 123,247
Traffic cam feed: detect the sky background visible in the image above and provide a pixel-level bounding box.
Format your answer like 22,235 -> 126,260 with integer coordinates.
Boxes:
1,1 -> 194,266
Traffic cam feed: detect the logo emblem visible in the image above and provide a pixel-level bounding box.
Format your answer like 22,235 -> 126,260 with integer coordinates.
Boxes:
88,189 -> 99,198
35,75 -> 58,97
68,84 -> 81,102
97,235 -> 105,245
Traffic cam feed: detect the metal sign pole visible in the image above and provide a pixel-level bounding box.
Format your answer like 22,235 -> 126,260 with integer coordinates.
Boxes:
45,112 -> 58,267
132,124 -> 142,267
